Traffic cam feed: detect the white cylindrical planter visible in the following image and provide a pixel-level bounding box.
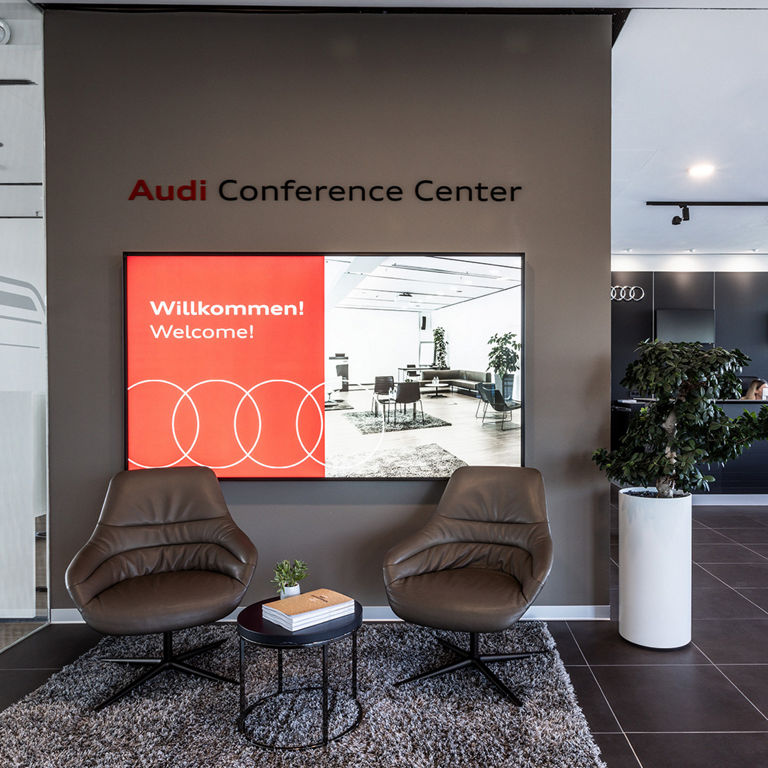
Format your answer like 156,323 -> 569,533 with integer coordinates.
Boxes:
618,488 -> 692,649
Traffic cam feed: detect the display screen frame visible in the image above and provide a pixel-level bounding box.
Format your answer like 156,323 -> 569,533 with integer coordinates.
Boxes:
123,251 -> 525,481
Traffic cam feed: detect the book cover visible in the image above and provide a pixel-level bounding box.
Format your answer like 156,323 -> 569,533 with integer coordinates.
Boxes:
263,588 -> 354,618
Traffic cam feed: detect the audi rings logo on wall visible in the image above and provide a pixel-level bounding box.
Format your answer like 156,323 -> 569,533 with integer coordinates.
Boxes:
126,254 -> 326,479
611,285 -> 646,302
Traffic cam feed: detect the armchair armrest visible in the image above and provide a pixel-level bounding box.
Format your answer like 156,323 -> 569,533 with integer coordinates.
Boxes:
519,524 -> 554,603
382,521 -> 446,586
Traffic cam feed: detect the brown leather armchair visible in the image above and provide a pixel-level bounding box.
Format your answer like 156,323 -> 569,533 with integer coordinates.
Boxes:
383,466 -> 553,704
66,466 -> 258,710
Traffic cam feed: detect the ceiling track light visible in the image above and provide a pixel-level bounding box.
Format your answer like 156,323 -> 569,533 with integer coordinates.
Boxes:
646,200 -> 768,226
671,205 -> 690,226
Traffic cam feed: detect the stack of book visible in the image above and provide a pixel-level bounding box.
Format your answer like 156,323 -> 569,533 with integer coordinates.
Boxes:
262,589 -> 355,631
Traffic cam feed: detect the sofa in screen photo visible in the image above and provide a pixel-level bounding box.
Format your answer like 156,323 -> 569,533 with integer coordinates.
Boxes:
419,369 -> 491,396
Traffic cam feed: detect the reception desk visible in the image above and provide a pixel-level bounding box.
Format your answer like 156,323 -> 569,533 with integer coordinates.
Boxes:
611,399 -> 768,495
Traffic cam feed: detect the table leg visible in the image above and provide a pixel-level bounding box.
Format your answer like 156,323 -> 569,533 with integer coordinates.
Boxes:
239,637 -> 246,715
322,644 -> 329,745
277,648 -> 283,693
352,630 -> 358,697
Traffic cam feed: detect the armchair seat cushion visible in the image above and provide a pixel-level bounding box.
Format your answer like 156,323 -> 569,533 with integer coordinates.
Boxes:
386,567 -> 529,633
80,570 -> 246,636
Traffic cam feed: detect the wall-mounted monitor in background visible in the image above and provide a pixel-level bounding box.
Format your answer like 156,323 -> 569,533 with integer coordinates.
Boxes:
125,253 -> 523,479
655,308 -> 715,344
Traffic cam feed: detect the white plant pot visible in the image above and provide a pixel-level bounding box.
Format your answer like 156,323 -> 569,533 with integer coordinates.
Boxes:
618,488 -> 692,649
280,584 -> 301,600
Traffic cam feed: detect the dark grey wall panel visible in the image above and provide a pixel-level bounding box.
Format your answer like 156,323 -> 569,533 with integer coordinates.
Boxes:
44,12 -> 611,610
653,272 -> 714,313
610,271 -> 653,400
715,272 -> 768,380
610,271 -> 768,494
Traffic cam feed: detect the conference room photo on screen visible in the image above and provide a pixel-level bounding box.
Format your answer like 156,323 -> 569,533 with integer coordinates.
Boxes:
124,252 -> 523,479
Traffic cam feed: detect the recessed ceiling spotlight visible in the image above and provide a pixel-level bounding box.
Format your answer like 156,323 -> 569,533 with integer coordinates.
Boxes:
624,248 -> 632,253
688,163 -> 715,179
688,249 -> 696,253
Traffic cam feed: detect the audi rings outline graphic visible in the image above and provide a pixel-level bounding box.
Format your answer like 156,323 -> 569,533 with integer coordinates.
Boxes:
127,378 -> 325,470
611,285 -> 646,302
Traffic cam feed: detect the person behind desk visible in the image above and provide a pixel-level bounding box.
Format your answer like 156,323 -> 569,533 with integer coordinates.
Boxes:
741,378 -> 767,400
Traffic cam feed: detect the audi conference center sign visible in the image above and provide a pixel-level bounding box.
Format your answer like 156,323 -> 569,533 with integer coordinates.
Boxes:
128,178 -> 524,204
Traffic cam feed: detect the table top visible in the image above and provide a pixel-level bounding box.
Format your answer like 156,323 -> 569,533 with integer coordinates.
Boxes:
237,598 -> 363,648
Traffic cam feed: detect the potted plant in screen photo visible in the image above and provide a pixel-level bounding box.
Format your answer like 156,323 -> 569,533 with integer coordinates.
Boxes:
488,332 -> 522,401
271,559 -> 309,599
432,326 -> 448,369
593,340 -> 768,649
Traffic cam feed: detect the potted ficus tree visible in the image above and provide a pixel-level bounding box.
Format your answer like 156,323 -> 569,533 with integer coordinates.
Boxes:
487,332 -> 522,400
593,340 -> 767,648
271,559 -> 309,599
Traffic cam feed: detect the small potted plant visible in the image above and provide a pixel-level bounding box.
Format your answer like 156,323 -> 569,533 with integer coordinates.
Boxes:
593,340 -> 767,648
271,559 -> 309,599
487,332 -> 521,399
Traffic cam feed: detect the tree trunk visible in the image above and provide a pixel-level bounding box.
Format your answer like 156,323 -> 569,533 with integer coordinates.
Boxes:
658,408 -> 678,497
656,476 -> 676,498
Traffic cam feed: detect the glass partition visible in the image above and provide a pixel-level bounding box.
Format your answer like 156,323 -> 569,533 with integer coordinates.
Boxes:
0,0 -> 47,650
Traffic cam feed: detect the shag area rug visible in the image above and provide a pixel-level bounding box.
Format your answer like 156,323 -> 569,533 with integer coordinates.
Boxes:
0,622 -> 605,768
344,411 -> 451,435
325,442 -> 467,478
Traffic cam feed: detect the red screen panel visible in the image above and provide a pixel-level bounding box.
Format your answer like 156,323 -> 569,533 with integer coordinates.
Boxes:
126,254 -> 325,478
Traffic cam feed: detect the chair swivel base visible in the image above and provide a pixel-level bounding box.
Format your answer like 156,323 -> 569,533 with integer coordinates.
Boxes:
394,631 -> 548,705
95,630 -> 235,711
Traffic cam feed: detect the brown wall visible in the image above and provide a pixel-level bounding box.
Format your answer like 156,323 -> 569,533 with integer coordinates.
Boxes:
44,11 -> 611,611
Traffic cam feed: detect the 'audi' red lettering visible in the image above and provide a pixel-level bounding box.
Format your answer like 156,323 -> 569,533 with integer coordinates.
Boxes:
129,179 -> 207,201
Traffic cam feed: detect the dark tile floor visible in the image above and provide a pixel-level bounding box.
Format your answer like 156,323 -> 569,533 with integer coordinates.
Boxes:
1,505 -> 768,767
556,503 -> 768,767
0,623 -> 102,711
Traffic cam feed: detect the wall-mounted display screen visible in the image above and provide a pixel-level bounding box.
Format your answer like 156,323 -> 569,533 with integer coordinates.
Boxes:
655,308 -> 715,344
125,253 -> 523,478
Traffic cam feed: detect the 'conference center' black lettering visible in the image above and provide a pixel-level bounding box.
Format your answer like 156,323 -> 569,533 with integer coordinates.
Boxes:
217,179 -> 522,203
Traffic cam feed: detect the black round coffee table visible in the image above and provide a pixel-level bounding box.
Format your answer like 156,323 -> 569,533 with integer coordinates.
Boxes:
236,598 -> 363,750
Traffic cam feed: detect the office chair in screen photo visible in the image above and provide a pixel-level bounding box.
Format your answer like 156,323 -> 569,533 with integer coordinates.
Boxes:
477,382 -> 521,431
371,375 -> 395,415
387,381 -> 424,425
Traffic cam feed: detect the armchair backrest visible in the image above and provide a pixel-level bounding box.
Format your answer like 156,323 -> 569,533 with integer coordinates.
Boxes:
66,467 -> 257,610
437,466 -> 547,525
384,466 -> 552,603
